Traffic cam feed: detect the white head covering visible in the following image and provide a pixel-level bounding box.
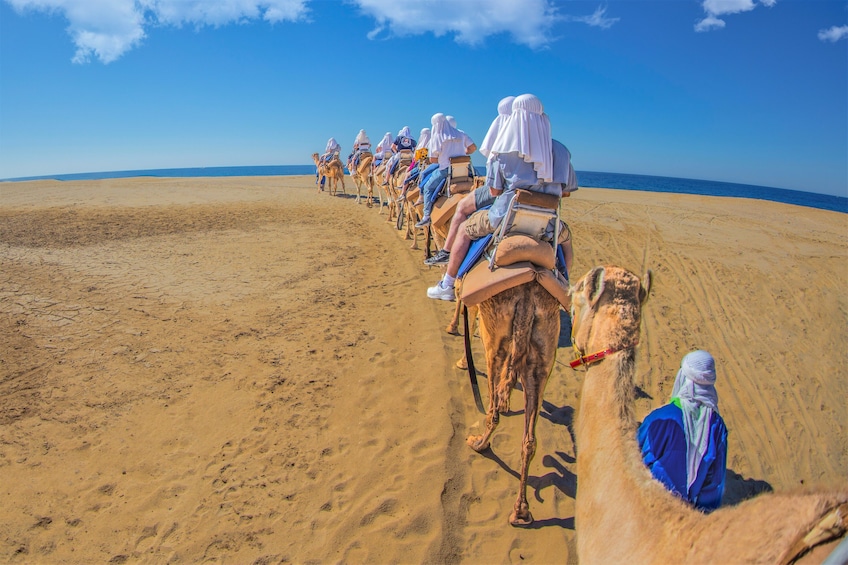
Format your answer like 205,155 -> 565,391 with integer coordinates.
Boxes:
377,131 -> 393,153
489,93 -> 554,182
446,115 -> 457,128
671,350 -> 720,494
479,95 -> 515,160
325,137 -> 340,153
418,127 -> 431,151
427,113 -> 462,155
354,129 -> 369,146
398,126 -> 411,138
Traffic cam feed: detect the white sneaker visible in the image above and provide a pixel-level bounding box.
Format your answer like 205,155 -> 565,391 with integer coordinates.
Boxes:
427,281 -> 455,301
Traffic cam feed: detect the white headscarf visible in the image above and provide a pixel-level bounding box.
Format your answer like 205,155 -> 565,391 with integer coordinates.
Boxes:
354,129 -> 369,146
479,95 -> 515,160
418,127 -> 431,151
398,126 -> 411,138
489,93 -> 554,183
446,115 -> 457,128
427,113 -> 462,155
671,350 -> 720,493
377,131 -> 393,153
325,137 -> 340,153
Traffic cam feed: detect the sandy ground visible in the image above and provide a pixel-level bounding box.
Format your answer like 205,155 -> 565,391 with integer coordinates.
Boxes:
1,175 -> 846,564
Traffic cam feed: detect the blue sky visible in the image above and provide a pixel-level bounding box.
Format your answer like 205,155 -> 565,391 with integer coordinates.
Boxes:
0,0 -> 846,196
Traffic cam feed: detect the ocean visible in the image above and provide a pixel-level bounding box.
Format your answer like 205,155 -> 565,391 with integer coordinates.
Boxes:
3,165 -> 845,214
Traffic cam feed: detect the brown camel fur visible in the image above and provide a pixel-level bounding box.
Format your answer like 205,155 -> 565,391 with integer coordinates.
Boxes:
311,153 -> 345,196
350,153 -> 375,206
466,280 -> 563,526
570,265 -> 848,564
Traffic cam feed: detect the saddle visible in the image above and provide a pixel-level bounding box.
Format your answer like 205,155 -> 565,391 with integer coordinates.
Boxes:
460,189 -> 570,310
431,156 -> 476,237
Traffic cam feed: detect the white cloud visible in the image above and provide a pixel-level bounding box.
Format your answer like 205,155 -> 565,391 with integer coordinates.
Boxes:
5,0 -> 309,63
818,25 -> 848,42
563,6 -> 619,30
352,0 -> 563,49
695,0 -> 775,32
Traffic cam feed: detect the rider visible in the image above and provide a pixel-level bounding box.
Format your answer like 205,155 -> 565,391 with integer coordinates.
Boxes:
350,130 -> 371,168
373,131 -> 394,170
318,137 -> 341,189
638,350 -> 728,512
423,95 -> 514,258
385,126 -> 417,183
426,94 -> 574,301
398,127 -> 430,202
414,113 -> 476,228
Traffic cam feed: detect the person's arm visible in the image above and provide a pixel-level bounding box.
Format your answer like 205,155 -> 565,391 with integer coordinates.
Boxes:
466,143 -> 477,155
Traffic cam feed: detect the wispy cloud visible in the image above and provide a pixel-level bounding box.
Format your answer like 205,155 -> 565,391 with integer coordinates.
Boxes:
818,24 -> 848,42
695,0 -> 776,32
563,6 -> 619,30
4,0 -> 310,64
352,0 -> 560,49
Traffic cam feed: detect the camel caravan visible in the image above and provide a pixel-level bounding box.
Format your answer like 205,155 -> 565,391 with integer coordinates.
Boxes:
313,95 -> 847,563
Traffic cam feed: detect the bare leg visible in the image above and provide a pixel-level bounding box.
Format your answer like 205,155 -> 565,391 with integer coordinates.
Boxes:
443,193 -> 477,253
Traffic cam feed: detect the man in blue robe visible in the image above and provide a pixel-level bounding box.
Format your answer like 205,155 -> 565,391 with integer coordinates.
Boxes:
637,350 -> 728,512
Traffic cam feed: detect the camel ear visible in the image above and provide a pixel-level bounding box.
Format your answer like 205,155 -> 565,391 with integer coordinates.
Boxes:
640,270 -> 652,304
585,266 -> 606,308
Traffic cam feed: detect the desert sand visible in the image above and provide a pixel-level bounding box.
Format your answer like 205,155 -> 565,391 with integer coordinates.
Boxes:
1,175 -> 846,564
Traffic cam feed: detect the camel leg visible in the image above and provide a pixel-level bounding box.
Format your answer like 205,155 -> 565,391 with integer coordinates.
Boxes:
447,298 -> 463,335
510,287 -> 559,527
466,320 -> 510,453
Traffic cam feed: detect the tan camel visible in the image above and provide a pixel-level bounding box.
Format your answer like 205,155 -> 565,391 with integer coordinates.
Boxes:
372,156 -> 393,215
383,152 -> 413,224
466,280 -> 562,526
350,152 -> 375,206
311,153 -> 345,196
311,152 -> 325,193
570,265 -> 848,564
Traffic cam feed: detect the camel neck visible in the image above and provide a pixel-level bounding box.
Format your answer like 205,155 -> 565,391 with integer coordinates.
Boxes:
575,351 -> 674,545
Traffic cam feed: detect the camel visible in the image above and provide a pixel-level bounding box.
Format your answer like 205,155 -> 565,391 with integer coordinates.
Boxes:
311,153 -> 345,196
569,265 -> 848,564
350,152 -> 375,206
465,278 -> 562,526
383,151 -> 414,225
371,156 -> 393,215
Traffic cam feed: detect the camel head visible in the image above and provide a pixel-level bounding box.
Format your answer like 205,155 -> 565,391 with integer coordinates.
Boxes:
311,152 -> 320,163
569,266 -> 651,364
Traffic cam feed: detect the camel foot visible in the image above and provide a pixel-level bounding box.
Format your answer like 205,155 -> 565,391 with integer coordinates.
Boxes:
455,357 -> 467,369
466,435 -> 489,453
446,323 -> 460,336
509,505 -> 533,527
409,243 -> 419,250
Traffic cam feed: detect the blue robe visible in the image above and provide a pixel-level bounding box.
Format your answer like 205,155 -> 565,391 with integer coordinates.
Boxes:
637,401 -> 728,512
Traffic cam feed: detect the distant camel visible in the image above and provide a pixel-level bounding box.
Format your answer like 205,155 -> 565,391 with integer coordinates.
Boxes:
372,155 -> 392,214
311,153 -> 345,196
569,265 -> 848,564
350,152 -> 375,206
465,277 -> 564,526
